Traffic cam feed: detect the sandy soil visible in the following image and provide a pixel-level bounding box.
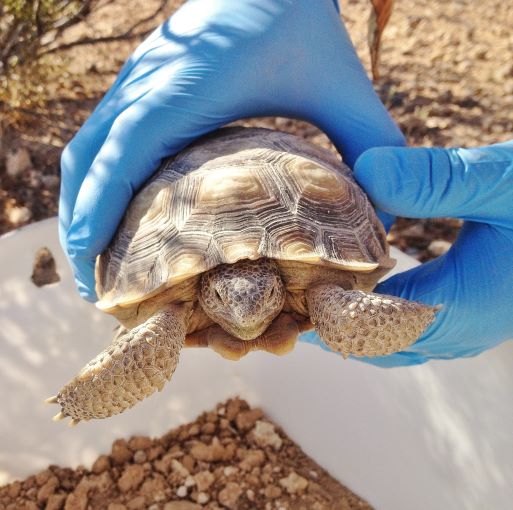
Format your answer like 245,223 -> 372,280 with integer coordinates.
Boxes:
1,0 -> 511,260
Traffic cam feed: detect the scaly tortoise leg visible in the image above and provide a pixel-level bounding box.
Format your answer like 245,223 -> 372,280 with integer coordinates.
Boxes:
47,304 -> 191,424
305,284 -> 441,358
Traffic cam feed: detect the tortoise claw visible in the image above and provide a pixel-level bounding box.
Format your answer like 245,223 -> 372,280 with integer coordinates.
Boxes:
52,411 -> 67,421
45,395 -> 59,404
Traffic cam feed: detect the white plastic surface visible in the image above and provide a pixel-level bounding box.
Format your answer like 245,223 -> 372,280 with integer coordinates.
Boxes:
1,218 -> 512,510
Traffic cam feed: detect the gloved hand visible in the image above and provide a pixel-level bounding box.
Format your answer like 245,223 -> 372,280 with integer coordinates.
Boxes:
337,141 -> 512,366
60,0 -> 404,301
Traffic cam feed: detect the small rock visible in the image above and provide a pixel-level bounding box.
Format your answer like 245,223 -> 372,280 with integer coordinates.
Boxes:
401,223 -> 425,238
21,502 -> 38,510
111,439 -> 132,465
117,465 -> 144,493
163,502 -> 201,510
31,247 -> 60,287
279,471 -> 309,494
7,481 -> 21,498
37,475 -> 59,503
128,436 -> 152,451
235,409 -> 263,432
246,489 -> 255,501
127,496 -> 146,509
190,437 -> 226,462
92,455 -> 111,474
7,206 -> 31,225
35,469 -> 52,486
171,459 -> 190,478
252,421 -> 283,450
46,493 -> 66,510
181,454 -> 195,473
6,148 -> 32,177
139,476 -> 166,499
107,504 -> 127,510
264,485 -> 282,499
217,482 -> 242,510
196,491 -> 209,504
41,174 -> 60,188
225,398 -> 243,421
176,485 -> 188,498
64,491 -> 88,510
428,239 -> 452,256
193,470 -> 215,492
239,449 -> 266,470
201,422 -> 216,434
184,476 -> 195,488
133,450 -> 147,464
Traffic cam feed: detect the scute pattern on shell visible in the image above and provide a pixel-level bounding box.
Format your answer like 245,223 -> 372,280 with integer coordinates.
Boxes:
96,128 -> 390,311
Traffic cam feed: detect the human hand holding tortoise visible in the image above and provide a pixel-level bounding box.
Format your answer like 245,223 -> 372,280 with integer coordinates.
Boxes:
50,128 -> 438,424
343,141 -> 513,367
59,0 -> 403,301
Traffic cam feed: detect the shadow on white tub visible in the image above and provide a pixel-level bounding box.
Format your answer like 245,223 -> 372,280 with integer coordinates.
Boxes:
0,218 -> 512,510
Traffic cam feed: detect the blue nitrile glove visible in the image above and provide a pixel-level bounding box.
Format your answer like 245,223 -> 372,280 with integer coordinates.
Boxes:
324,141 -> 512,367
60,0 -> 404,301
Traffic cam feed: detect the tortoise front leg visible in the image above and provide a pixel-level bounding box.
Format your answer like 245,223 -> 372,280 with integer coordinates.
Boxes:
47,304 -> 191,424
305,284 -> 440,358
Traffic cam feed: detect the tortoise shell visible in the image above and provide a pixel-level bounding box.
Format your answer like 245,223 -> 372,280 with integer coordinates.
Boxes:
96,127 -> 393,315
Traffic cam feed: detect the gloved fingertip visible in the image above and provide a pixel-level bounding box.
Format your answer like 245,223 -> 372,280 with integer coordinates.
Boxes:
79,285 -> 98,303
353,147 -> 403,211
69,257 -> 98,303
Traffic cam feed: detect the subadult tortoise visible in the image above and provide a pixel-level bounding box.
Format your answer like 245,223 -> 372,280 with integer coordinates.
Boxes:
48,127 -> 440,424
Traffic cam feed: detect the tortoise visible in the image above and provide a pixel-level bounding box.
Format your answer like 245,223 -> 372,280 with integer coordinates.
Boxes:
48,127 -> 440,424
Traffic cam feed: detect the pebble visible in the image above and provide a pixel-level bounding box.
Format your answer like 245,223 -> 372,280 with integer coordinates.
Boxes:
217,482 -> 243,510
428,239 -> 452,256
46,493 -> 66,510
117,465 -> 144,493
401,223 -> 425,238
193,470 -> 215,492
190,437 -> 228,462
111,439 -> 133,465
133,450 -> 147,464
126,496 -> 146,509
279,471 -> 309,494
196,491 -> 210,504
163,502 -> 202,510
171,459 -> 190,478
252,421 -> 283,450
128,436 -> 152,451
176,485 -> 188,497
6,147 -> 32,177
235,408 -> 263,431
92,455 -> 111,474
7,205 -> 31,225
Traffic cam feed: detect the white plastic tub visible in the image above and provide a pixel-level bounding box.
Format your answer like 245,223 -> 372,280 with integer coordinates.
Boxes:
1,218 -> 512,510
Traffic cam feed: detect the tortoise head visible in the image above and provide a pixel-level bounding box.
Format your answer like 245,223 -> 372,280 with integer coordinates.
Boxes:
199,258 -> 286,340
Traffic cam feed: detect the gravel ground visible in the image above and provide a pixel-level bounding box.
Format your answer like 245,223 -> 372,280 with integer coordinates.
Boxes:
0,398 -> 372,510
1,0 -> 511,259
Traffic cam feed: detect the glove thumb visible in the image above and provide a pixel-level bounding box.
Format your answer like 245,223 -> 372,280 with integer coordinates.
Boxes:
353,143 -> 513,222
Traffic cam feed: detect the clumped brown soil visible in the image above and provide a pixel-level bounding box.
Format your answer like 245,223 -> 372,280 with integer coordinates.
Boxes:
1,0 -> 512,263
0,398 -> 372,510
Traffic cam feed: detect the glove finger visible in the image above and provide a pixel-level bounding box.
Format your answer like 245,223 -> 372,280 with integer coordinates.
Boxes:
66,90 -> 229,300
59,61 -> 148,243
59,20 -> 177,245
353,143 -> 513,224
